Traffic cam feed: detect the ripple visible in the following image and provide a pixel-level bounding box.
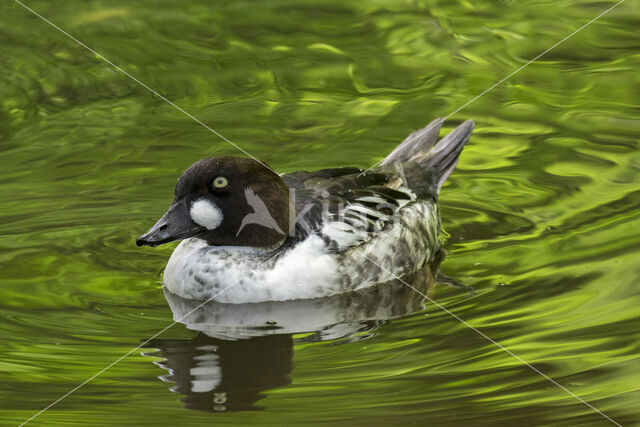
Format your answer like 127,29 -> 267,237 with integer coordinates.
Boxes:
1,0 -> 639,424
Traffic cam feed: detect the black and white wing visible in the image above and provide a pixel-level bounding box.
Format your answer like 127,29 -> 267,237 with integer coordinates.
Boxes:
281,165 -> 418,252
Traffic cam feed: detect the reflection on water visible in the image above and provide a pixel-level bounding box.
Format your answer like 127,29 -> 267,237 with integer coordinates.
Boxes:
143,334 -> 293,412
2,0 -> 639,424
142,256 -> 443,412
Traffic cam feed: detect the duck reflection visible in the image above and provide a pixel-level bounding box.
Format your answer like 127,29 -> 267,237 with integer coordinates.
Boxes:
142,254 -> 453,412
143,333 -> 293,412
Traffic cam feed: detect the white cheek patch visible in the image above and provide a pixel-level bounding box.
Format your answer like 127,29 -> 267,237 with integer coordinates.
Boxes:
190,199 -> 223,230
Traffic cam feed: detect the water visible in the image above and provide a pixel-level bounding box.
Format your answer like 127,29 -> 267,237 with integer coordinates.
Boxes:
1,0 -> 639,425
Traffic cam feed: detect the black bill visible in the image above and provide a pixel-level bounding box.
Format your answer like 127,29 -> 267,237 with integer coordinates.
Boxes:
136,201 -> 205,247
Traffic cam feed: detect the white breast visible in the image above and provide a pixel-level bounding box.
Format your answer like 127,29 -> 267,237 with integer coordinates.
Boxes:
163,235 -> 344,303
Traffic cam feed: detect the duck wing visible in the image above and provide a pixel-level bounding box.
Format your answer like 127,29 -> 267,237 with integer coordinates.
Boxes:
280,118 -> 474,251
281,166 -> 416,251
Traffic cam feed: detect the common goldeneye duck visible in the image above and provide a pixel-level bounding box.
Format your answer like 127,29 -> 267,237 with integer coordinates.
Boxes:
137,118 -> 474,303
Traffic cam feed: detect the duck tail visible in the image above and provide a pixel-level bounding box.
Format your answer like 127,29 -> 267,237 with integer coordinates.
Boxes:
381,119 -> 474,193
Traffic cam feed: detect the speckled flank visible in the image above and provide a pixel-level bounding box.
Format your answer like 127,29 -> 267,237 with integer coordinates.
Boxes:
345,201 -> 440,290
163,200 -> 440,303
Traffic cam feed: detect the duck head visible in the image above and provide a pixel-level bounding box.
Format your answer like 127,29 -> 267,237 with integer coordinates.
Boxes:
137,157 -> 292,248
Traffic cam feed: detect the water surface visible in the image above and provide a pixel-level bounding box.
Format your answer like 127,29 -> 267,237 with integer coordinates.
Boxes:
1,0 -> 639,425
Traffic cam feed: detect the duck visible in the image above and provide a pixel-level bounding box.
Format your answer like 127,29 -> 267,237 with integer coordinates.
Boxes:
137,118 -> 474,303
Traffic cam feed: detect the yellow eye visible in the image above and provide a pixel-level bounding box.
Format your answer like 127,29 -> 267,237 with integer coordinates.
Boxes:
212,176 -> 228,189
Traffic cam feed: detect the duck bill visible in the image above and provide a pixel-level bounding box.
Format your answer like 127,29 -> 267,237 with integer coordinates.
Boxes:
136,201 -> 205,247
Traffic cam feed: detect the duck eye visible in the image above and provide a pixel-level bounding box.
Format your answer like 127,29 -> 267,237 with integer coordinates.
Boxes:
212,176 -> 229,189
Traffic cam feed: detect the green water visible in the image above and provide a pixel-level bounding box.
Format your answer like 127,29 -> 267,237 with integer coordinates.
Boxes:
1,0 -> 639,425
